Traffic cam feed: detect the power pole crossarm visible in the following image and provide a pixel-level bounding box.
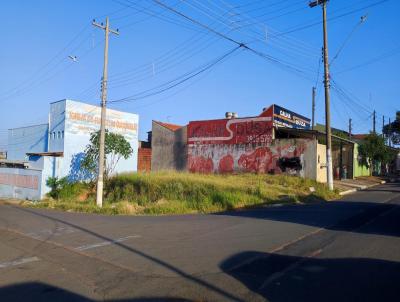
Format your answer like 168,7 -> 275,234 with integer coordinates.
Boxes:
92,20 -> 120,35
309,0 -> 329,8
93,17 -> 119,208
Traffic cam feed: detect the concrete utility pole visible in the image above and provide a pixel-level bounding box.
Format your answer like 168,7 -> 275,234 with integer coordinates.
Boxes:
349,118 -> 352,139
310,0 -> 333,190
373,110 -> 376,134
312,86 -> 316,130
92,17 -> 119,207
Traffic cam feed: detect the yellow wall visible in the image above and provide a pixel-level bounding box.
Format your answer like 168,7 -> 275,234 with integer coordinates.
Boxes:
316,143 -> 327,183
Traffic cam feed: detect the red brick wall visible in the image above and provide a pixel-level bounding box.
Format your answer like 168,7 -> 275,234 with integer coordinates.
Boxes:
138,148 -> 151,172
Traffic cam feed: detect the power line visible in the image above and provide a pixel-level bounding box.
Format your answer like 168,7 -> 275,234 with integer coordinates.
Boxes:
276,0 -> 390,37
152,0 -> 315,79
330,15 -> 368,67
0,24 -> 91,100
109,45 -> 242,104
335,46 -> 400,74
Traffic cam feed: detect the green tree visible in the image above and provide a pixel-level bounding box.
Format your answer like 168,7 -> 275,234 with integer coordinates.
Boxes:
358,132 -> 396,175
81,130 -> 133,180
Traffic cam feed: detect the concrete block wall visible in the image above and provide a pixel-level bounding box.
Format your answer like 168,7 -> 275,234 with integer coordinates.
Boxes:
151,121 -> 187,171
0,168 -> 43,200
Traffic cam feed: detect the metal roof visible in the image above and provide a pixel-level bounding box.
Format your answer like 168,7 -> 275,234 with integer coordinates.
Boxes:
276,128 -> 355,144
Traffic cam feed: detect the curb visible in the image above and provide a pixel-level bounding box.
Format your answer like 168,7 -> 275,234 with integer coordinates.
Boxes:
339,180 -> 386,196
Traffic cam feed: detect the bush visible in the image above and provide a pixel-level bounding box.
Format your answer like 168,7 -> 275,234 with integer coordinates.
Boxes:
46,177 -> 88,200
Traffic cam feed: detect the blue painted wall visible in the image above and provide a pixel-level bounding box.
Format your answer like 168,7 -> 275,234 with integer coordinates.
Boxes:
2,99 -> 139,199
7,124 -> 48,160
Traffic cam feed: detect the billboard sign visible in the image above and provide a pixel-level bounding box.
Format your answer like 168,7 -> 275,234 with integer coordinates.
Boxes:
273,104 -> 311,129
65,101 -> 139,141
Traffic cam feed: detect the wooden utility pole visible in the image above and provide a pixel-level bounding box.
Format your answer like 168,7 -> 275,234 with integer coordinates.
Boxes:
310,0 -> 333,190
349,118 -> 352,139
312,86 -> 316,130
92,17 -> 119,207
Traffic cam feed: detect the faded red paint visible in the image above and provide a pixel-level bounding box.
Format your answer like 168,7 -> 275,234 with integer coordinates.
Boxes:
238,148 -> 268,173
187,107 -> 273,145
0,173 -> 39,189
188,156 -> 213,173
218,155 -> 234,173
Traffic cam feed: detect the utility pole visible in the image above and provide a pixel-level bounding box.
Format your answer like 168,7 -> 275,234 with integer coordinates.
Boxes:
373,110 -> 376,134
348,118 -> 352,139
312,86 -> 316,130
388,117 -> 391,147
382,115 -> 385,138
310,0 -> 333,190
92,17 -> 119,207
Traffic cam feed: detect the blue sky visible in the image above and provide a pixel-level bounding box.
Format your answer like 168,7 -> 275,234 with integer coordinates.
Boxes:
1,0 -> 399,148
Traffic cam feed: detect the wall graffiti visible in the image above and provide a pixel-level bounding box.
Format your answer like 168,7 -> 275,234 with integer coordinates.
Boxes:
188,140 -> 308,175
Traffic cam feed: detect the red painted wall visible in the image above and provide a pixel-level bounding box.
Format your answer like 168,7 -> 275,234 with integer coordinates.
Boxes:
187,106 -> 274,145
187,106 -> 311,175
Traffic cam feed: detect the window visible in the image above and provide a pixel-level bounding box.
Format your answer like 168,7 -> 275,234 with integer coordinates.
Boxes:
61,131 -> 64,139
58,131 -> 61,139
52,132 -> 56,140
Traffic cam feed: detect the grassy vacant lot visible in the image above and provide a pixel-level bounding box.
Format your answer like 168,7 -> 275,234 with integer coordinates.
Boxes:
25,172 -> 339,215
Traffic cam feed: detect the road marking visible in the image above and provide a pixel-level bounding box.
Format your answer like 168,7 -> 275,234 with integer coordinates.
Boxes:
74,235 -> 141,251
26,226 -> 76,240
0,256 -> 40,269
259,248 -> 323,290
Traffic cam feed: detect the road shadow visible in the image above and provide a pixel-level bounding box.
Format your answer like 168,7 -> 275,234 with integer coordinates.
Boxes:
220,251 -> 400,302
10,206 -> 245,302
0,282 -> 192,302
216,183 -> 400,238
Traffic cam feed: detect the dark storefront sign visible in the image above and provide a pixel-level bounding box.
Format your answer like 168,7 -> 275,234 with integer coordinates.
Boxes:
273,104 -> 311,129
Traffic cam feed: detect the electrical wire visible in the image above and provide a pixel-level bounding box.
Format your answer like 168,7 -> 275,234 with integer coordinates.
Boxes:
330,15 -> 367,67
152,0 -> 316,80
109,45 -> 242,104
276,0 -> 390,37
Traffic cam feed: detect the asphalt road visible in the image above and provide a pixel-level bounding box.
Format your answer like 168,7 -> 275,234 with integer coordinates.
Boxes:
0,182 -> 399,302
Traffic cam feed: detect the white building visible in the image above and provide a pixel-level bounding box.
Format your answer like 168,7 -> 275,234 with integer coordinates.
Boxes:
0,99 -> 139,200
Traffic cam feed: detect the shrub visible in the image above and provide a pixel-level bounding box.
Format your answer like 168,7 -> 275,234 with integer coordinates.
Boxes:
46,177 -> 88,200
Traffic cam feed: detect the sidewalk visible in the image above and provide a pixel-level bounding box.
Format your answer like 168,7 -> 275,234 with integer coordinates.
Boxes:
334,176 -> 387,196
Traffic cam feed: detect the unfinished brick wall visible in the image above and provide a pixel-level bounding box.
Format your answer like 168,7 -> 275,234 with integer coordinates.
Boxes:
138,148 -> 152,172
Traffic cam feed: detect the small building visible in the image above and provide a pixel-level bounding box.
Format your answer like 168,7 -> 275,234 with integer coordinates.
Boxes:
150,105 -> 333,182
0,99 -> 139,200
